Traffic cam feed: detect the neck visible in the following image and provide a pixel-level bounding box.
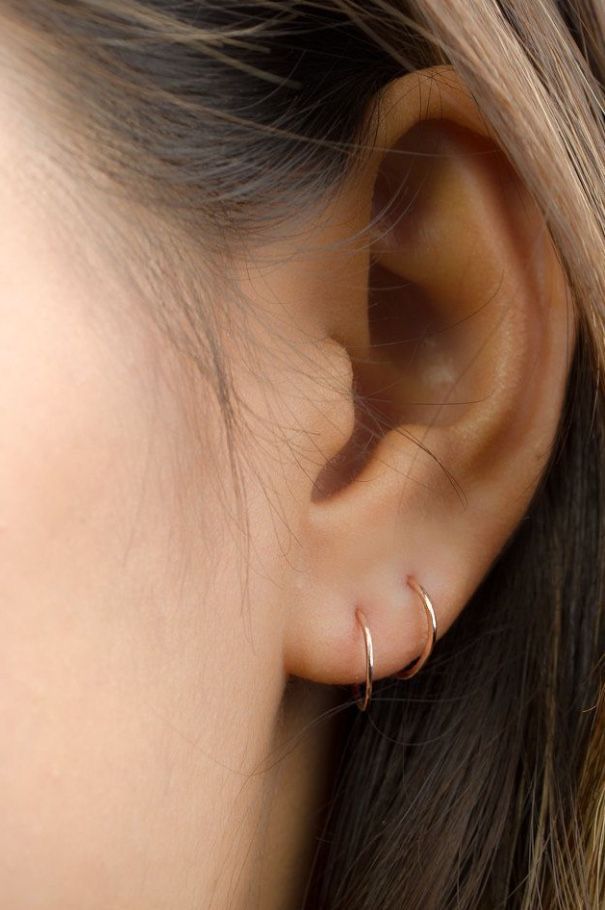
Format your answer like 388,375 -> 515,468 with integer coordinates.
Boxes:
255,678 -> 345,909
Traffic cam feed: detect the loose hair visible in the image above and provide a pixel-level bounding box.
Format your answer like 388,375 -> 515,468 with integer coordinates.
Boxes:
2,2 -> 604,907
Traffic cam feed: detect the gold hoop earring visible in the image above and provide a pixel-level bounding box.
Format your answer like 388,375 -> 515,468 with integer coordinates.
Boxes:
352,607 -> 374,711
395,576 -> 437,680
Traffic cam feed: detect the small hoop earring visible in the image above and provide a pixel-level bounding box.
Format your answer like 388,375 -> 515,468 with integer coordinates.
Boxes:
352,607 -> 374,711
395,576 -> 437,680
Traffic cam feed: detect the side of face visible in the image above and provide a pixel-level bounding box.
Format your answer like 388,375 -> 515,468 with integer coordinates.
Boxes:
0,36 -> 575,910
0,55 -> 302,909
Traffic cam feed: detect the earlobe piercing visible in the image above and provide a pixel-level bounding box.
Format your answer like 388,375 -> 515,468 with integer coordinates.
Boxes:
352,576 -> 438,711
395,576 -> 437,680
353,608 -> 374,711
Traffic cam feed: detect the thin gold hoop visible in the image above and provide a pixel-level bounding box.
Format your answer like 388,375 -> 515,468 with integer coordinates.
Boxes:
395,576 -> 437,680
352,607 -> 374,711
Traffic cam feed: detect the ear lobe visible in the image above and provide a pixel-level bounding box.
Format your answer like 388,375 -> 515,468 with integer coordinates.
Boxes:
284,67 -> 574,687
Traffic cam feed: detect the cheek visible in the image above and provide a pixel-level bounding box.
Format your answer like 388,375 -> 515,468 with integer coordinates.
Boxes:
0,266 -> 173,901
0,251 -> 284,905
0,218 -> 176,640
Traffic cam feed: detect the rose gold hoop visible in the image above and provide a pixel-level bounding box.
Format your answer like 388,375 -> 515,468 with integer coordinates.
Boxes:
352,607 -> 374,711
395,576 -> 437,680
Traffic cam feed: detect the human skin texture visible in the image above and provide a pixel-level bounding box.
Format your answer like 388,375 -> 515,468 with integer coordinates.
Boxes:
0,27 -> 574,910
0,48 -> 321,910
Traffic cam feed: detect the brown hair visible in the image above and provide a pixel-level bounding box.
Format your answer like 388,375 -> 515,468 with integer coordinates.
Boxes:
2,2 -> 604,907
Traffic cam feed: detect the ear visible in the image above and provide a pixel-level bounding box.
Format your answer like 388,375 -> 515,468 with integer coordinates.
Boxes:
283,66 -> 575,686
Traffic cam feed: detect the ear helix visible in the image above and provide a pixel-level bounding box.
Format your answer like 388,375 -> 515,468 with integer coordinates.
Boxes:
352,576 -> 438,711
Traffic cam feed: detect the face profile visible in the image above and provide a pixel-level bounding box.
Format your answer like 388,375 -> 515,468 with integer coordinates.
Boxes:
0,3 -> 602,909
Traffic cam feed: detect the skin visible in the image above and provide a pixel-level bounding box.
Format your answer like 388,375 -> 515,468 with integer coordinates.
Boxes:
0,33 -> 574,910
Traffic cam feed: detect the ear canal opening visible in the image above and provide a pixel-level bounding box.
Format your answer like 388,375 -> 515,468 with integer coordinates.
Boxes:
311,271 -> 461,503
